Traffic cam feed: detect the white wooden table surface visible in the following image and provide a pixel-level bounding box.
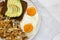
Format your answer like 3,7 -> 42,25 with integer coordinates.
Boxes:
33,0 -> 60,40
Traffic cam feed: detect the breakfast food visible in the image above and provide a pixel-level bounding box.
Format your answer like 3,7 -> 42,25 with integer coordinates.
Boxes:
5,0 -> 23,17
11,0 -> 27,21
24,23 -> 33,33
0,0 -> 38,40
0,0 -> 28,40
20,0 -> 38,38
27,7 -> 36,16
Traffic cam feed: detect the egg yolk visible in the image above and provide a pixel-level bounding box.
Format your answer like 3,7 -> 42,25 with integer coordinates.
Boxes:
24,23 -> 33,33
27,6 -> 36,16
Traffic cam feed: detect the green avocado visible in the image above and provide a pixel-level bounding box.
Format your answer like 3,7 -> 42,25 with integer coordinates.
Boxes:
5,0 -> 23,17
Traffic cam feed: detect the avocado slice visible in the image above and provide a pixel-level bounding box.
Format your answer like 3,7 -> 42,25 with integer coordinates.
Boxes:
5,0 -> 23,17
11,0 -> 27,21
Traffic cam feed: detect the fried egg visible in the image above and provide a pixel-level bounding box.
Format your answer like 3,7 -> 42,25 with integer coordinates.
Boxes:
20,7 -> 38,37
20,0 -> 39,39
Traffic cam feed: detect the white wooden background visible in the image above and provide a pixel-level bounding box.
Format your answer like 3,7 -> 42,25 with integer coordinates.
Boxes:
33,0 -> 60,40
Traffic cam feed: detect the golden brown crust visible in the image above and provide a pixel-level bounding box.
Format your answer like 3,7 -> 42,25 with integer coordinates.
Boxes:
0,0 -> 7,15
